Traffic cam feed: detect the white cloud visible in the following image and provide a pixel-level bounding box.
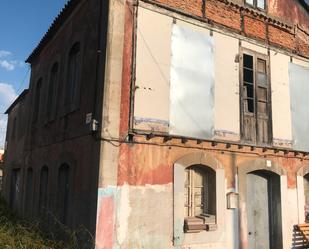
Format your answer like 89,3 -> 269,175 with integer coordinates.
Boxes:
0,50 -> 11,58
0,83 -> 17,148
0,60 -> 15,71
0,50 -> 25,71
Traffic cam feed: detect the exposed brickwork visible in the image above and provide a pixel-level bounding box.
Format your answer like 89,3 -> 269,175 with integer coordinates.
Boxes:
268,25 -> 295,50
146,0 -> 309,59
244,15 -> 267,40
154,0 -> 203,17
205,0 -> 241,31
297,28 -> 309,57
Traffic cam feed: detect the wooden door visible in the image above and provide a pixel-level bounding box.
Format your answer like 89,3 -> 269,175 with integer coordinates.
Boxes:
247,173 -> 270,249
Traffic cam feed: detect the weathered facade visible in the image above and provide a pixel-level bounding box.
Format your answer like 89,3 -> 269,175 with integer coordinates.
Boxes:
4,0 -> 309,248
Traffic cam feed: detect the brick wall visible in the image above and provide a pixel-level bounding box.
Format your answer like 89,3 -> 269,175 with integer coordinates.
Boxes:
150,0 -> 309,58
244,15 -> 266,40
206,0 -> 241,31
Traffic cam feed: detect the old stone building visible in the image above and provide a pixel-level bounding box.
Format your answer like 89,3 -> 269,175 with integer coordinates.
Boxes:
3,0 -> 309,248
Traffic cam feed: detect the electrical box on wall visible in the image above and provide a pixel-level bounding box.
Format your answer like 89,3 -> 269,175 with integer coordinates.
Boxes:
227,192 -> 239,209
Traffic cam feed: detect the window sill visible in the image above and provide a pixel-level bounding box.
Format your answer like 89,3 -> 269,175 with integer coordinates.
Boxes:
184,216 -> 217,233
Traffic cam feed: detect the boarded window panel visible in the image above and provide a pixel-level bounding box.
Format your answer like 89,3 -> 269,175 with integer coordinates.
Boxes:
289,63 -> 309,151
184,170 -> 190,217
134,8 -> 172,132
257,118 -> 269,144
257,73 -> 267,86
258,101 -> 267,114
170,24 -> 214,139
258,87 -> 267,101
257,59 -> 266,73
243,115 -> 256,142
194,169 -> 205,216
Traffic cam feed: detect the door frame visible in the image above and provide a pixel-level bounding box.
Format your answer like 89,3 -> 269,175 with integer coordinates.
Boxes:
238,159 -> 286,249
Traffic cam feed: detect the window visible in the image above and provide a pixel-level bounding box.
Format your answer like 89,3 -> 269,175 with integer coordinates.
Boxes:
46,63 -> 58,120
65,43 -> 81,107
38,166 -> 48,216
57,164 -> 70,225
11,117 -> 17,140
184,165 -> 216,232
10,168 -> 21,211
25,168 -> 33,215
33,79 -> 42,123
241,51 -> 271,145
245,0 -> 266,10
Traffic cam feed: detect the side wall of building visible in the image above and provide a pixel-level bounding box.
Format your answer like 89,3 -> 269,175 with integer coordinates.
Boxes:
3,0 -> 108,238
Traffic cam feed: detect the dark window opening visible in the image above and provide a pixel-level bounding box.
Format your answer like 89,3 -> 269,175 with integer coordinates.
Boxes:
33,79 -> 42,123
57,164 -> 70,225
25,168 -> 33,215
10,168 -> 21,211
65,43 -> 81,106
47,63 -> 58,120
39,166 -> 49,217
11,117 -> 17,140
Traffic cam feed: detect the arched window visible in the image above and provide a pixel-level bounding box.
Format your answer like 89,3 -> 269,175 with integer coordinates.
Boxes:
39,166 -> 49,216
184,165 -> 216,232
57,164 -> 70,225
65,43 -> 80,106
46,63 -> 58,119
11,117 -> 17,140
25,168 -> 33,215
33,78 -> 42,123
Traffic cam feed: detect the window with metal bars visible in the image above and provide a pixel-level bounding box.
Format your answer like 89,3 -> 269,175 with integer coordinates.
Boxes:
184,165 -> 216,232
241,50 -> 272,145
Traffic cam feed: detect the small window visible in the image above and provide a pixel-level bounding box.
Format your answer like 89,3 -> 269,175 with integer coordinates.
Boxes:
33,79 -> 42,123
57,164 -> 70,225
184,165 -> 216,233
25,168 -> 33,215
39,166 -> 49,216
245,0 -> 266,10
65,43 -> 81,106
46,63 -> 58,120
11,117 -> 17,140
10,168 -> 21,211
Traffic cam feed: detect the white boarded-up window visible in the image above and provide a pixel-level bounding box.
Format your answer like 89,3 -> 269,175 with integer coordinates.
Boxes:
133,7 -> 172,132
169,24 -> 214,139
289,63 -> 309,151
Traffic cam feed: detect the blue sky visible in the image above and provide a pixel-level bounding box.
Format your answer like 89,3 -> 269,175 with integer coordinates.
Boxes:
0,0 -> 68,148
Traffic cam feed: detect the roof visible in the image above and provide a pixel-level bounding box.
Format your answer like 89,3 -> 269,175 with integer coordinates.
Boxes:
26,0 -> 81,63
4,89 -> 29,114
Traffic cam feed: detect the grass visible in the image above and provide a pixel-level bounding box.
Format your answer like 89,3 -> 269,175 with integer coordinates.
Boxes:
0,198 -> 93,249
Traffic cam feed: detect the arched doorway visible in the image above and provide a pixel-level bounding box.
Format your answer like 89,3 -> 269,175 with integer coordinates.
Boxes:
246,170 -> 282,249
